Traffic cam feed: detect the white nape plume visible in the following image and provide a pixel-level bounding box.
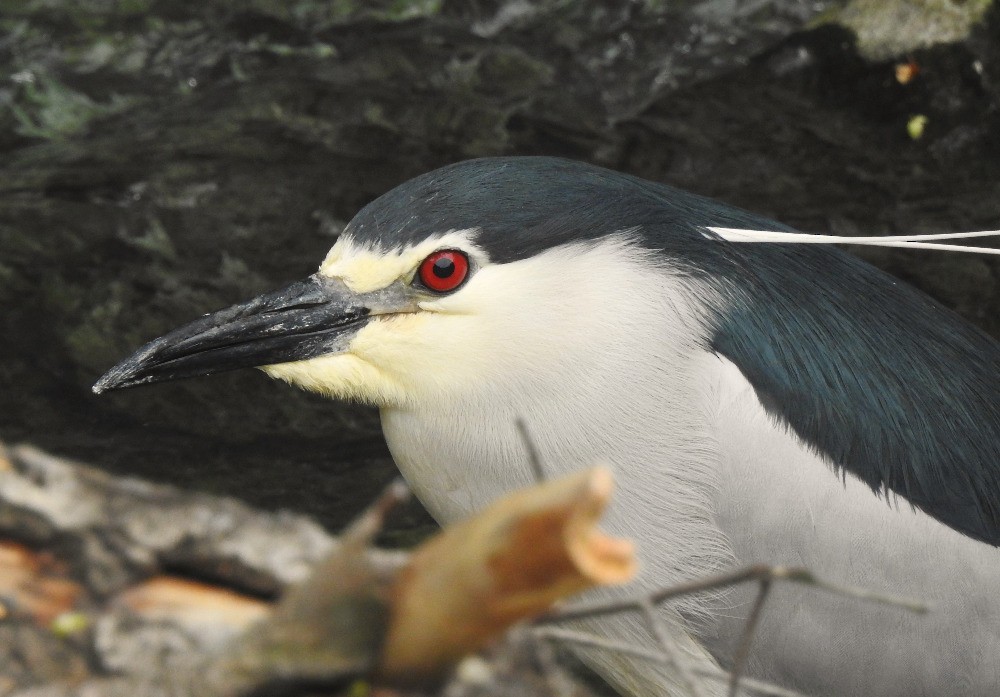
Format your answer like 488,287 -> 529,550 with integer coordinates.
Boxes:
707,227 -> 1000,255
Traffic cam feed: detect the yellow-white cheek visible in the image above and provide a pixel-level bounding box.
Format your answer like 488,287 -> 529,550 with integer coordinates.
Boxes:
261,350 -> 408,407
259,311 -> 482,407
348,312 -> 491,396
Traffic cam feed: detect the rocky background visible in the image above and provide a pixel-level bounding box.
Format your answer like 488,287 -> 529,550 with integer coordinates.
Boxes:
1,0 -> 998,537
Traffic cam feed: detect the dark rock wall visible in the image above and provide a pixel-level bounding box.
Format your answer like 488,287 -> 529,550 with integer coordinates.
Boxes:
1,0 -> 998,532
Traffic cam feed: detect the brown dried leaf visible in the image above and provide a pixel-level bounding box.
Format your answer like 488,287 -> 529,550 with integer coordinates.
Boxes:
0,541 -> 83,625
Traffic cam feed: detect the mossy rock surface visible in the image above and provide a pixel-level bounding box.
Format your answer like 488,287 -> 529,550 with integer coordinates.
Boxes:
2,0 -> 999,533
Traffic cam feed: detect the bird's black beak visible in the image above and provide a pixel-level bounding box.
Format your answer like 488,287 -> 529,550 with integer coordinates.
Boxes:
93,275 -> 416,393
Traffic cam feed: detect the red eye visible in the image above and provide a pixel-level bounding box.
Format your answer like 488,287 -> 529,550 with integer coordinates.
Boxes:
418,250 -> 470,293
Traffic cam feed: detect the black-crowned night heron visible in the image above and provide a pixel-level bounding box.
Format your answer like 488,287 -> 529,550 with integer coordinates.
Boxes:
94,157 -> 1000,697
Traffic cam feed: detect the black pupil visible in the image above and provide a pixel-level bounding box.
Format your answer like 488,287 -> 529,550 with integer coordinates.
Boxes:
432,256 -> 455,278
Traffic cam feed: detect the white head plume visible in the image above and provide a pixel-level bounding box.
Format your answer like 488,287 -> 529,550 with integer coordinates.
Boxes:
707,227 -> 1000,255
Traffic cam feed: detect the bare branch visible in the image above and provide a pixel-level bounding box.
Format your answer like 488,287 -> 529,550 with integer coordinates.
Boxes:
534,626 -> 664,664
638,597 -> 710,697
533,627 -> 810,697
729,578 -> 772,697
340,477 -> 410,547
536,564 -> 927,697
541,564 -> 927,624
515,417 -> 546,483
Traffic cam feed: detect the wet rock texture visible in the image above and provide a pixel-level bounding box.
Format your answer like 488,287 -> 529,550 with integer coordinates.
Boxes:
0,440 -> 333,694
1,0 -> 998,531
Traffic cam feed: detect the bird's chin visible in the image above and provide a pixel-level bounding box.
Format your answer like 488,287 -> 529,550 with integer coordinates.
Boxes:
261,352 -> 408,407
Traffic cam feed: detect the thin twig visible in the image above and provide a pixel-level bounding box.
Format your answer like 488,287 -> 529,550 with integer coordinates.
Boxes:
537,564 -> 926,695
534,626 -> 662,665
802,570 -> 928,613
515,417 -> 546,483
340,477 -> 410,546
540,564 -> 927,625
728,578 -> 772,697
531,631 -> 579,697
696,666 -> 807,697
638,598 -> 708,697
533,627 -> 809,697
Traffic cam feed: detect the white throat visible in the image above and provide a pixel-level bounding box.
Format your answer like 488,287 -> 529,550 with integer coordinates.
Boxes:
379,236 -> 736,611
